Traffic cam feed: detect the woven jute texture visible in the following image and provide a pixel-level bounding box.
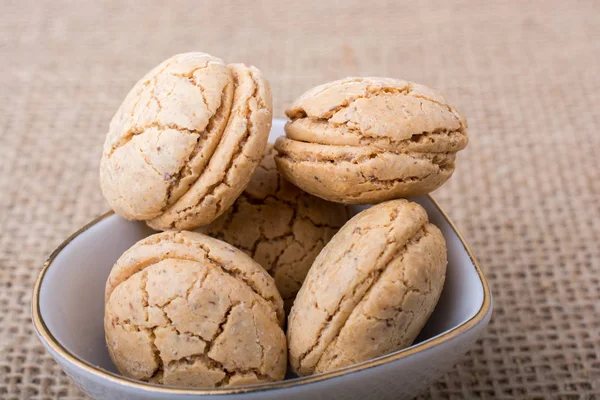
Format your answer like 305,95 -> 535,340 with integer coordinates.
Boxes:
1,0 -> 599,398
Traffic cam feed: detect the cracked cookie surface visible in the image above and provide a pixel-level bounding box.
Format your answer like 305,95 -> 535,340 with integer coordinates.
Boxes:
274,77 -> 467,203
100,52 -> 272,230
199,145 -> 350,312
104,231 -> 286,387
287,199 -> 447,376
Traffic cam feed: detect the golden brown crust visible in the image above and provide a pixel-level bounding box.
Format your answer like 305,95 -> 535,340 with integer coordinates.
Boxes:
275,77 -> 467,203
199,145 -> 349,312
287,199 -> 447,376
104,231 -> 286,388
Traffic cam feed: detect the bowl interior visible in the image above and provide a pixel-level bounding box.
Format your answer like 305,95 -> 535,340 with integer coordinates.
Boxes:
37,118 -> 484,380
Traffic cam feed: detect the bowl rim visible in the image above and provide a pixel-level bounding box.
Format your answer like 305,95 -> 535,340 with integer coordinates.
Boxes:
31,194 -> 492,396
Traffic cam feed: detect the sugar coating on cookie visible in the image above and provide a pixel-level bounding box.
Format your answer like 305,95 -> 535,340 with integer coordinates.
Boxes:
199,145 -> 349,312
100,52 -> 273,230
287,199 -> 447,376
275,77 -> 467,203
104,231 -> 286,387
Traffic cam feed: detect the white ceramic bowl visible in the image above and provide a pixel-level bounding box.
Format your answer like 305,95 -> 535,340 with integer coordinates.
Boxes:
32,119 -> 492,400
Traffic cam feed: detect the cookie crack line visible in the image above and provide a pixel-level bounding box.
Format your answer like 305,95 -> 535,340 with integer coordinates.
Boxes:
137,148 -> 164,179
113,279 -> 275,382
109,58 -> 215,156
157,65 -> 262,229
288,79 -> 465,129
107,122 -> 211,156
277,156 -> 454,191
166,62 -> 215,91
241,189 -> 301,208
114,255 -> 280,323
174,69 -> 258,222
242,191 -> 346,229
161,354 -> 272,387
264,243 -> 291,276
159,302 -> 274,384
277,148 -> 455,168
206,301 -> 239,348
195,240 -> 283,322
251,194 -> 274,257
254,188 -> 298,256
336,125 -> 468,145
139,271 -> 164,380
297,219 -> 429,371
359,168 -> 454,190
297,211 -> 348,229
150,269 -> 211,342
134,338 -> 276,385
251,303 -> 266,370
287,123 -> 467,148
206,227 -> 295,267
290,78 -> 365,110
280,128 -> 466,154
163,84 -> 230,209
355,286 -> 428,356
274,239 -> 325,295
164,66 -> 267,228
362,307 -> 416,324
209,191 -> 344,267
207,205 -> 337,281
210,200 -> 241,241
288,81 -> 414,120
108,232 -> 283,322
162,77 -> 213,190
125,57 -> 178,130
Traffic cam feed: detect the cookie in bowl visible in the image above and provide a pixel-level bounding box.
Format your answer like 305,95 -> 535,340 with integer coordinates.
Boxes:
33,188 -> 491,399
104,231 -> 286,387
275,77 -> 467,204
287,199 -> 447,376
199,145 -> 350,312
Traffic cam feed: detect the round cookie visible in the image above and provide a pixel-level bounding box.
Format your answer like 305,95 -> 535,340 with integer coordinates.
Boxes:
100,52 -> 273,230
274,77 -> 467,204
199,145 -> 350,312
287,199 -> 447,376
104,231 -> 286,387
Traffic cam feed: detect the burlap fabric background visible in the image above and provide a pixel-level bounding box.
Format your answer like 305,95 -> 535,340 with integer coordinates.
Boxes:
1,0 -> 598,398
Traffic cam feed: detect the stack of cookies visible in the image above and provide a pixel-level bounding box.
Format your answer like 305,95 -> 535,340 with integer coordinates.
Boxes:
100,52 -> 468,387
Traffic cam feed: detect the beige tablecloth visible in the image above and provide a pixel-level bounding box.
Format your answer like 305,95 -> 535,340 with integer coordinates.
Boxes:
1,0 -> 598,398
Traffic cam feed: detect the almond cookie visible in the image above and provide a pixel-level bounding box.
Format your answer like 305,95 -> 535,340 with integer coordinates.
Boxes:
274,77 -> 467,203
100,52 -> 273,230
287,199 -> 447,376
200,145 -> 349,312
104,231 -> 286,387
